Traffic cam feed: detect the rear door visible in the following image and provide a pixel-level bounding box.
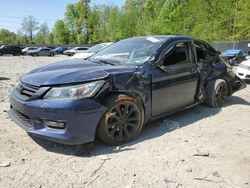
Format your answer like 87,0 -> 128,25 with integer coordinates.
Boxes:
151,40 -> 199,117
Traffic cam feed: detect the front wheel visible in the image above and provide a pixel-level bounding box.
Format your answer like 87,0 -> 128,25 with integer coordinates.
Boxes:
204,79 -> 228,107
97,95 -> 144,146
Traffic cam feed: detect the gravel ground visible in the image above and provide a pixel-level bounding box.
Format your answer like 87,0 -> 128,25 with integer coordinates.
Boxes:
0,56 -> 250,188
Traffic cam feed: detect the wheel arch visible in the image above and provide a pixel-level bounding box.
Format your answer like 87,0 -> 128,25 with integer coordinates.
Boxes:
102,91 -> 145,113
205,77 -> 232,97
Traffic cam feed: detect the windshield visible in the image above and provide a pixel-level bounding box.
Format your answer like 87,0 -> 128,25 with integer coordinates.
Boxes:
87,43 -> 109,53
0,45 -> 4,49
89,37 -> 166,65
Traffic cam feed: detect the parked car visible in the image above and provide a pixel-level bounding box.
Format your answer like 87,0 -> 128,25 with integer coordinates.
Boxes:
22,47 -> 38,55
27,48 -> 55,56
63,47 -> 89,56
54,47 -> 70,54
46,46 -> 56,50
0,45 -> 22,56
236,58 -> 250,80
72,42 -> 113,59
221,49 -> 249,66
9,36 -> 246,146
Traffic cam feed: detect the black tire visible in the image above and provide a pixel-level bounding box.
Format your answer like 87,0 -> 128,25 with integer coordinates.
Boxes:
50,53 -> 55,57
97,95 -> 144,146
204,79 -> 228,107
0,53 -> 3,56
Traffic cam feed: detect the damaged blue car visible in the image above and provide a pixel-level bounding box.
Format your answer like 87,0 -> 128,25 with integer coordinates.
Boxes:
9,36 -> 246,146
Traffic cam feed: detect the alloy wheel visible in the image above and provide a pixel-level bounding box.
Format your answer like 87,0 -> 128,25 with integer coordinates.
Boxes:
215,83 -> 227,107
105,101 -> 141,141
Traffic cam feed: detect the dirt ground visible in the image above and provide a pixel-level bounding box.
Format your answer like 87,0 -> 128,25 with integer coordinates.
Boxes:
0,56 -> 249,188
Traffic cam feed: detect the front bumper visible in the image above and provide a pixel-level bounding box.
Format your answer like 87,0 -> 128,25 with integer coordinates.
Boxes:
236,67 -> 250,80
9,90 -> 107,145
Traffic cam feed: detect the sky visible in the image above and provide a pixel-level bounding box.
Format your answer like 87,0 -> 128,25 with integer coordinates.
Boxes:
0,0 -> 125,32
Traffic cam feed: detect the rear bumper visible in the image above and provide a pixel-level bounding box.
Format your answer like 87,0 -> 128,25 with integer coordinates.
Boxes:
9,90 -> 106,145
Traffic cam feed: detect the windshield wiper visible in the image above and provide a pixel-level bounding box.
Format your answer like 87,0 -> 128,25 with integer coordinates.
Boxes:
98,60 -> 116,66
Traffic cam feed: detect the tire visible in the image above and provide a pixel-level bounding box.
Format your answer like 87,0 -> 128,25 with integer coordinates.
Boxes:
50,53 -> 55,57
0,53 -> 3,56
97,95 -> 144,146
204,79 -> 228,107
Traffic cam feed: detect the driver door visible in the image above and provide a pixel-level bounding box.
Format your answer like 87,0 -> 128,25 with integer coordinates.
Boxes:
151,40 -> 199,117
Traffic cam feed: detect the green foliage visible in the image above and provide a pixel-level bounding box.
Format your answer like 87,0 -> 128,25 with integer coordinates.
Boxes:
34,23 -> 50,44
53,20 -> 70,44
0,29 -> 16,44
1,0 -> 250,45
64,0 -> 90,44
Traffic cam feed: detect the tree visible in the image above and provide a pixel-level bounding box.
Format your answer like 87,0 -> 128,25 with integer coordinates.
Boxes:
53,19 -> 70,44
65,0 -> 90,44
47,0 -> 250,44
34,23 -> 50,44
21,15 -> 39,43
234,0 -> 250,40
48,33 -> 54,44
0,29 -> 16,44
40,23 -> 50,43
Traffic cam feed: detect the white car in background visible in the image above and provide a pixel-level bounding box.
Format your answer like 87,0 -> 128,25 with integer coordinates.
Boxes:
236,58 -> 250,80
22,47 -> 38,55
72,42 -> 113,59
63,47 -> 89,56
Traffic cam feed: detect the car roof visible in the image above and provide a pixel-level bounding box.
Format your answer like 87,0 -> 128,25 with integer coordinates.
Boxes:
120,35 -> 203,45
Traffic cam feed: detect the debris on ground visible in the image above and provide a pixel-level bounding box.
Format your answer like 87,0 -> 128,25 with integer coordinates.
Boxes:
0,162 -> 11,167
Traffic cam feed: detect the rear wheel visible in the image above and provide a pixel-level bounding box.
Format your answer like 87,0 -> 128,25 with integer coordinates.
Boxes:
97,95 -> 144,146
204,79 -> 228,107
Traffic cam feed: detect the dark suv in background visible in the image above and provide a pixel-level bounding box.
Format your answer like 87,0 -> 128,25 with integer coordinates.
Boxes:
0,45 -> 22,56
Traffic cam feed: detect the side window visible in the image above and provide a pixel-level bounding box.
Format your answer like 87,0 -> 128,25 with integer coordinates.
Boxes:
78,47 -> 86,50
162,42 -> 192,66
195,41 -> 217,62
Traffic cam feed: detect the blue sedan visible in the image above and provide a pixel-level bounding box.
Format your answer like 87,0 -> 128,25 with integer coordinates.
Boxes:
9,36 -> 246,146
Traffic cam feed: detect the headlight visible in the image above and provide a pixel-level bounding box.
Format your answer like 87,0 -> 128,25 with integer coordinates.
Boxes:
239,64 -> 249,69
44,80 -> 105,100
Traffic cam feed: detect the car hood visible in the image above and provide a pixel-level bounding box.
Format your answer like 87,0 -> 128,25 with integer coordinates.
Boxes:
241,59 -> 250,66
20,59 -> 137,86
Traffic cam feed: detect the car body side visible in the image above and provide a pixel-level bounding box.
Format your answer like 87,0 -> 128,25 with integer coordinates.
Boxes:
0,45 -> 22,56
9,36 -> 246,145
